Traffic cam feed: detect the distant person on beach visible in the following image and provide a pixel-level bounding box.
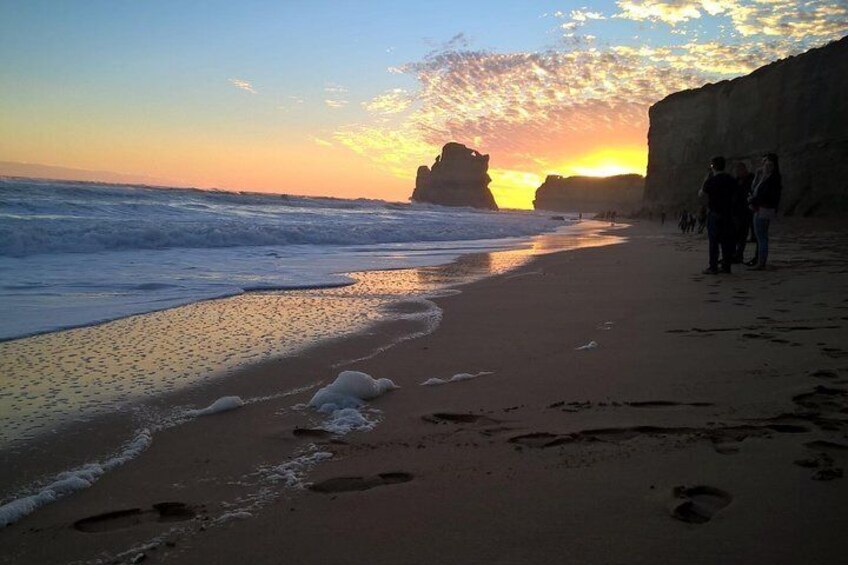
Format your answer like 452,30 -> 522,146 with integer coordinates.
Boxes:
732,162 -> 755,263
698,156 -> 736,274
746,153 -> 782,270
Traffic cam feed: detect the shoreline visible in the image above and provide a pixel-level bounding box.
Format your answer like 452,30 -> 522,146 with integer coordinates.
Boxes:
0,222 -> 623,507
2,218 -> 847,564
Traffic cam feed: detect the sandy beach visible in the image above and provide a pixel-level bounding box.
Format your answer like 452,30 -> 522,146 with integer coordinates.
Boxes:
2,219 -> 847,565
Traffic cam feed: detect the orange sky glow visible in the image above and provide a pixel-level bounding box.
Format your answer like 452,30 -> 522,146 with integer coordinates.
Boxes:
1,1 -> 845,209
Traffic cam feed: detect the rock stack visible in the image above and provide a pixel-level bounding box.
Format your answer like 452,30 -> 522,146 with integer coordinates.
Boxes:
533,174 -> 644,213
411,142 -> 498,210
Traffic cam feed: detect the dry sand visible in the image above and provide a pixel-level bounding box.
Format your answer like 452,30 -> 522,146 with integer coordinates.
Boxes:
1,219 -> 847,565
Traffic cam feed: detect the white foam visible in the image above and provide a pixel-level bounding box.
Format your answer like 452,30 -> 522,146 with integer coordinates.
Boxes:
421,377 -> 448,386
575,341 -> 599,350
320,407 -> 378,434
308,371 -> 398,413
268,450 -> 334,489
332,298 -> 443,368
0,429 -> 152,528
217,511 -> 253,523
420,371 -> 493,386
187,396 -> 244,417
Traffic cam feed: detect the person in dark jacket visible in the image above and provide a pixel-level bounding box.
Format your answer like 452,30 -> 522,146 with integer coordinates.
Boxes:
698,156 -> 736,274
746,153 -> 782,270
732,162 -> 755,263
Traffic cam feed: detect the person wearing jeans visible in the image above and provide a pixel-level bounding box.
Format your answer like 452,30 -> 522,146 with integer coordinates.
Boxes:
747,154 -> 782,270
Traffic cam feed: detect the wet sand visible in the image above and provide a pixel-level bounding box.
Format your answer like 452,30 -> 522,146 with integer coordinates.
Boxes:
2,219 -> 847,564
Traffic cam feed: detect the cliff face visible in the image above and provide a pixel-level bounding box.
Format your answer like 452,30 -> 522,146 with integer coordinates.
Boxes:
645,36 -> 848,216
533,174 -> 644,213
411,142 -> 498,210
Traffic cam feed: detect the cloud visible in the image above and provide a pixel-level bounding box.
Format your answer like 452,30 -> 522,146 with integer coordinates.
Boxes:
570,9 -> 607,22
614,0 -> 848,38
324,83 -> 349,109
362,89 -> 413,115
728,1 -> 848,38
229,78 -> 257,94
616,0 -> 706,24
325,99 -> 349,109
332,5 -> 845,204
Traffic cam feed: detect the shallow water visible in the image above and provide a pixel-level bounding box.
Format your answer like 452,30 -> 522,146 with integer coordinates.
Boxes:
0,222 -> 624,449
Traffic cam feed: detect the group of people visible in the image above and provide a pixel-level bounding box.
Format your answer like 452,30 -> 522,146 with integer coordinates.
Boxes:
698,153 -> 782,274
678,208 -> 706,234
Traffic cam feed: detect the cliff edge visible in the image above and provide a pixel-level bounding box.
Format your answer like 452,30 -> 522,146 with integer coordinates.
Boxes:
645,36 -> 848,216
533,174 -> 644,213
411,143 -> 498,210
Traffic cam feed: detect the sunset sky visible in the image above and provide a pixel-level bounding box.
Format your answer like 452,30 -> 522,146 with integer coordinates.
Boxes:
1,1 -> 845,208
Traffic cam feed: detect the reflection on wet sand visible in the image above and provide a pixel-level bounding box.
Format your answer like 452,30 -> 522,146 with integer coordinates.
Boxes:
0,221 -> 624,447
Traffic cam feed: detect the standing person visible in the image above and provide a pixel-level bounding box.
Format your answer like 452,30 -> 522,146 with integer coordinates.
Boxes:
698,156 -> 736,274
732,162 -> 754,263
747,153 -> 782,270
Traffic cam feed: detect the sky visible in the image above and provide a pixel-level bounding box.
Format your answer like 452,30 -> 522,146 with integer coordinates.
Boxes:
1,1 -> 845,208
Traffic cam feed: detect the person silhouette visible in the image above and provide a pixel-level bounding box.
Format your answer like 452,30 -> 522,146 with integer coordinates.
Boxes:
698,156 -> 736,274
747,153 -> 782,270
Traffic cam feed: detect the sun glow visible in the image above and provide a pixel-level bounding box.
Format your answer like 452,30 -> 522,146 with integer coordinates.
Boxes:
489,168 -> 544,210
487,146 -> 648,210
556,147 -> 648,178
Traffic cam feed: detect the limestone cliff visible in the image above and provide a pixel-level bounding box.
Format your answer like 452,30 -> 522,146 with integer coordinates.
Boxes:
411,142 -> 498,210
533,174 -> 644,213
645,36 -> 848,216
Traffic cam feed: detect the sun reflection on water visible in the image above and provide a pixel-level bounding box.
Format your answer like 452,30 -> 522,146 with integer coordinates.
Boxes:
0,221 -> 624,447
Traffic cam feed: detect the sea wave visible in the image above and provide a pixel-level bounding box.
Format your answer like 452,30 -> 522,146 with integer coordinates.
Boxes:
0,178 -> 562,256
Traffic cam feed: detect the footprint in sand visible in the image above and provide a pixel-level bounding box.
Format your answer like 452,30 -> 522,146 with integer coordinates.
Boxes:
309,472 -> 413,493
74,502 -> 197,533
422,413 -> 499,425
670,486 -> 732,524
293,427 -> 332,439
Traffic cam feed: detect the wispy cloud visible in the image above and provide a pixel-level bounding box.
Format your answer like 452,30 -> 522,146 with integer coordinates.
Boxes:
229,78 -> 257,94
362,89 -> 413,115
324,83 -> 349,110
615,0 -> 848,38
333,1 -> 845,201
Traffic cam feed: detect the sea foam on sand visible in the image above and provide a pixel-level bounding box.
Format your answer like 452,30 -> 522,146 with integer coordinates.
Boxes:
0,429 -> 152,528
309,371 -> 398,413
420,371 -> 493,386
186,396 -> 244,417
269,450 -> 335,488
308,371 -> 398,434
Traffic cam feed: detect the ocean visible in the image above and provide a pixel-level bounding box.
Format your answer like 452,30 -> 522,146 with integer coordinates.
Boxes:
0,177 -> 629,528
0,177 -> 594,448
0,177 -> 564,341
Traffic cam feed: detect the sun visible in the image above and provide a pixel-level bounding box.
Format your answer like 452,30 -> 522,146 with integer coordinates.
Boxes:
558,147 -> 648,178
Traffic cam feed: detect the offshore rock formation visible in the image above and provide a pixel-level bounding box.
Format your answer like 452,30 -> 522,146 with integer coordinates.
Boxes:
645,36 -> 848,216
533,174 -> 644,213
411,143 -> 498,210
